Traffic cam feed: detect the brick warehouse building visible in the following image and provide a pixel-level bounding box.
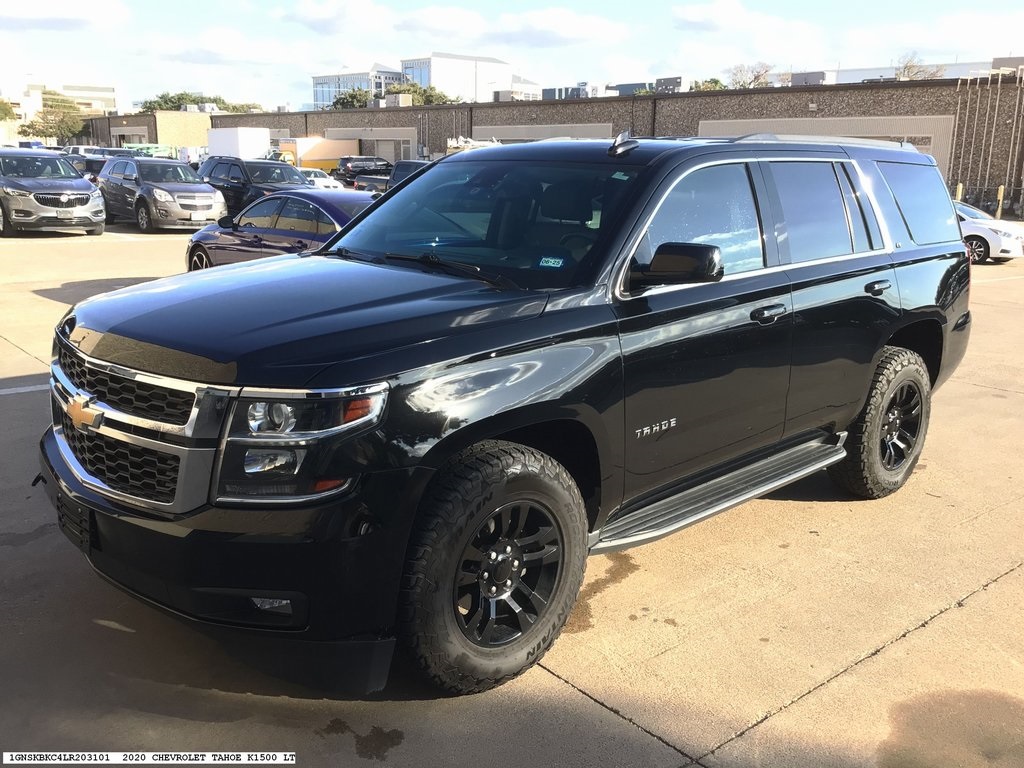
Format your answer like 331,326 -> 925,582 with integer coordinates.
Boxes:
207,75 -> 1024,215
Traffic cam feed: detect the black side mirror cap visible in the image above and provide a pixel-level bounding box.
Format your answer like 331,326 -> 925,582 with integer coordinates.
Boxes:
217,215 -> 235,229
629,243 -> 724,291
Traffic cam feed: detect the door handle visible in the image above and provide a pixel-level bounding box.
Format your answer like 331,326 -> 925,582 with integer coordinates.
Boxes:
865,280 -> 891,296
750,304 -> 787,324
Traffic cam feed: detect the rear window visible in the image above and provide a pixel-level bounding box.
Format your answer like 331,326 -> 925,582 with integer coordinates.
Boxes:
877,161 -> 959,245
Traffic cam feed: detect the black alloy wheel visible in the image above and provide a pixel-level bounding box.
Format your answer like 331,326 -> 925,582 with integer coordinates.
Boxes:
454,500 -> 563,647
879,380 -> 923,471
964,235 -> 989,264
401,440 -> 588,694
828,346 -> 931,499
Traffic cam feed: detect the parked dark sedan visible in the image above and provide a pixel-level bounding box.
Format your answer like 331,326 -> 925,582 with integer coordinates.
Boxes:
185,189 -> 374,271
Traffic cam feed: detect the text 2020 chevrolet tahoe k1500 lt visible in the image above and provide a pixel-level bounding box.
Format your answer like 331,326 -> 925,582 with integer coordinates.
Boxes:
38,134 -> 971,694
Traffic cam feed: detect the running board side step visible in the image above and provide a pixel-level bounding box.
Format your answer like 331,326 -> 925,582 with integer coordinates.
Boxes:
590,433 -> 847,554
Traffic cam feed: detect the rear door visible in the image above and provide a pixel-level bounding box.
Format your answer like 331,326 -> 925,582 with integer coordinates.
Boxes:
759,156 -> 901,438
615,156 -> 793,505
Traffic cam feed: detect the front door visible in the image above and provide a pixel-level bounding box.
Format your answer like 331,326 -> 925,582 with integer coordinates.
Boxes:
615,160 -> 793,507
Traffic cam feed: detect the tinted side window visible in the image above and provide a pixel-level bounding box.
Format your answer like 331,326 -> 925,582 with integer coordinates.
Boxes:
639,163 -> 765,276
877,161 -> 959,245
211,162 -> 230,181
276,198 -> 318,234
110,161 -> 128,177
228,164 -> 245,183
316,208 -> 340,235
238,198 -> 283,229
770,161 -> 852,263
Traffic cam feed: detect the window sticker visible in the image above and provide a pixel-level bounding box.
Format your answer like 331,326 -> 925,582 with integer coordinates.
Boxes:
538,256 -> 565,268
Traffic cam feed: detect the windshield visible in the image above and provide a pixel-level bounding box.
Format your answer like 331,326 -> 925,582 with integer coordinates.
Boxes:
330,159 -> 641,290
303,169 -> 327,178
246,162 -> 308,184
139,163 -> 202,184
0,155 -> 81,178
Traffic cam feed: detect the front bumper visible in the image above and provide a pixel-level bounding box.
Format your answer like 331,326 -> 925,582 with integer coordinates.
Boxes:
4,196 -> 104,231
38,425 -> 430,687
152,199 -> 227,229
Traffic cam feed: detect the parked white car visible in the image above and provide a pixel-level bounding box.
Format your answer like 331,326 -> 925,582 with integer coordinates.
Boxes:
955,201 -> 1024,264
298,167 -> 343,189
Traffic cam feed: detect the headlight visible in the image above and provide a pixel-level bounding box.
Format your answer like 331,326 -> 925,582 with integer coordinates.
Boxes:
215,383 -> 388,502
2,186 -> 31,197
152,189 -> 173,203
213,189 -> 225,202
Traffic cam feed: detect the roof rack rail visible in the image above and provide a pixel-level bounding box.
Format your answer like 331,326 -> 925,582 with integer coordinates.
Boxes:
730,134 -> 919,151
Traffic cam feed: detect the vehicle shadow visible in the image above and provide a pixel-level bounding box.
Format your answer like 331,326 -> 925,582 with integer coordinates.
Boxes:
763,469 -> 853,503
33,277 -> 162,305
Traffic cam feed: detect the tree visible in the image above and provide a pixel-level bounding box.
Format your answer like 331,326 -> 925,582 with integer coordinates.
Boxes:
330,88 -> 373,110
632,88 -> 655,96
726,62 -> 774,89
139,91 -> 263,113
0,99 -> 15,121
18,109 -> 84,143
690,78 -> 726,92
895,52 -> 945,80
384,83 -> 458,105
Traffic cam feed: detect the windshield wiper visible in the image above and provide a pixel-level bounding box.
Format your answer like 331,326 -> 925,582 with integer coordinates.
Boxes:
384,253 -> 519,290
324,246 -> 373,260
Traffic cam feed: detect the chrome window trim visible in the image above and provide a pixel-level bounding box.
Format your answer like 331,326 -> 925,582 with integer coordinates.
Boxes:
612,156 -> 895,303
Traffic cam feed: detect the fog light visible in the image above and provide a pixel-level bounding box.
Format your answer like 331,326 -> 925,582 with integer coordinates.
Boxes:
251,597 -> 292,614
244,448 -> 301,474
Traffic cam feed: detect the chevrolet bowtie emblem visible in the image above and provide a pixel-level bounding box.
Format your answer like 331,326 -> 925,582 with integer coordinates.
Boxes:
67,394 -> 103,432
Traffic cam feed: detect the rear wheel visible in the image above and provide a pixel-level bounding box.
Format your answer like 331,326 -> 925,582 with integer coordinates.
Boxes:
136,201 -> 153,232
964,235 -> 989,264
400,441 -> 588,694
829,346 -> 931,499
188,246 -> 211,271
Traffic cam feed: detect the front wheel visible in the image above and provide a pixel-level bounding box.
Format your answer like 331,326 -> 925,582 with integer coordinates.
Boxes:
964,235 -> 989,264
86,223 -> 104,236
400,441 -> 588,694
136,202 -> 153,232
188,246 -> 212,271
0,203 -> 17,237
829,346 -> 931,499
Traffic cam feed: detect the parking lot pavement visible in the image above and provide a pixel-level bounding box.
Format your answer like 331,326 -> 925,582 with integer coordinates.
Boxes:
1,233 -> 1022,767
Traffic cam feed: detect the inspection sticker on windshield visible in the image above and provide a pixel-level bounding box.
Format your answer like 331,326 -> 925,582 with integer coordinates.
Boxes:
538,256 -> 565,268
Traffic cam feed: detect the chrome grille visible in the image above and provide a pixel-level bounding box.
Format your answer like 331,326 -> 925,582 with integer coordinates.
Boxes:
58,343 -> 195,425
60,410 -> 179,503
34,193 -> 91,209
179,203 -> 214,212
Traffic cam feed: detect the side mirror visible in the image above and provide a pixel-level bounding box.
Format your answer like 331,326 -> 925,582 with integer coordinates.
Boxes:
629,243 -> 724,291
123,172 -> 137,183
217,215 -> 235,229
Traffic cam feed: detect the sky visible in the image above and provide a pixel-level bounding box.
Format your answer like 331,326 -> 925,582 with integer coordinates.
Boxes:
1,0 -> 1021,111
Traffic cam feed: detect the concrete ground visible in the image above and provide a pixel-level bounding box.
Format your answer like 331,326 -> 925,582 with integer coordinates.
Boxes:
1,227 -> 1022,767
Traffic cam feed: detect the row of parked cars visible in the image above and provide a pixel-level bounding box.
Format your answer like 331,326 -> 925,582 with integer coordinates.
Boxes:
2,146 -> 1022,270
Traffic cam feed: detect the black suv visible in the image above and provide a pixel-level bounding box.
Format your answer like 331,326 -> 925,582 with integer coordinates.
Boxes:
196,155 -> 312,215
38,135 -> 971,695
331,155 -> 393,184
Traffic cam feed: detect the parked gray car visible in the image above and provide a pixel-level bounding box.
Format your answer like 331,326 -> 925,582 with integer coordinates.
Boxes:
98,157 -> 227,232
0,148 -> 106,236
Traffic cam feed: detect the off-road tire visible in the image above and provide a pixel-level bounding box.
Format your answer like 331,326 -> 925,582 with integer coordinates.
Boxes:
829,346 -> 931,499
400,440 -> 588,695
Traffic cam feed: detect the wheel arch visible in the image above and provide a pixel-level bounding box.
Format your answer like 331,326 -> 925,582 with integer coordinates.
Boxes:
417,410 -> 608,533
886,318 -> 943,385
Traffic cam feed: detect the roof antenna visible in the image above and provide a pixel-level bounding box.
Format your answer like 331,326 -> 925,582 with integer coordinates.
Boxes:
608,130 -> 640,157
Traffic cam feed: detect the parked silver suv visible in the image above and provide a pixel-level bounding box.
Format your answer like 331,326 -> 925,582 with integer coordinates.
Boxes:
98,157 -> 227,232
0,148 -> 106,236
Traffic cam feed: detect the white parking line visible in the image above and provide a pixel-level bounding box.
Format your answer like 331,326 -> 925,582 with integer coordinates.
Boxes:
0,384 -> 50,396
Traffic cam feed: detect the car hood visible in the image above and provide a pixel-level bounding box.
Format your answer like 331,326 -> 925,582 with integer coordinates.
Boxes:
148,181 -> 219,196
64,254 -> 548,387
2,176 -> 95,193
